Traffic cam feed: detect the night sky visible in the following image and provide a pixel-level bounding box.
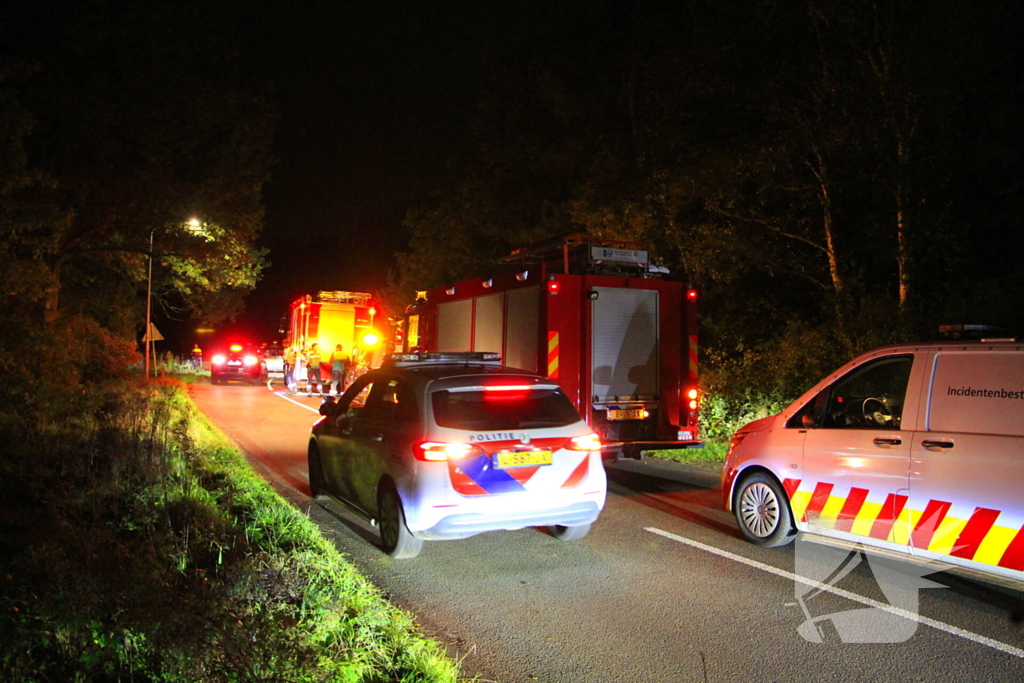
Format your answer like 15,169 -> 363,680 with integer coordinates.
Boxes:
195,2 -> 546,351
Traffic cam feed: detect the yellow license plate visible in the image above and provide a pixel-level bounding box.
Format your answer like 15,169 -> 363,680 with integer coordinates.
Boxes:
494,450 -> 553,469
607,409 -> 644,420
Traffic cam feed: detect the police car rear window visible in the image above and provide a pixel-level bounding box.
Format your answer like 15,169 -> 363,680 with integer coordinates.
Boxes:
431,388 -> 582,430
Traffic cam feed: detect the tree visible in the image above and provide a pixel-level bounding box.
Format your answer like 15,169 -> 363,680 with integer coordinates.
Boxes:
0,0 -> 274,330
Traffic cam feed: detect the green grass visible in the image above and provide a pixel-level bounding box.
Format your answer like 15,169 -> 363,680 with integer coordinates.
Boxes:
0,378 -> 464,683
647,440 -> 727,470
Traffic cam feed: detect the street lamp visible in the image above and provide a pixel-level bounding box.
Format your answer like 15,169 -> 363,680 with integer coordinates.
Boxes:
145,228 -> 155,379
145,217 -> 202,379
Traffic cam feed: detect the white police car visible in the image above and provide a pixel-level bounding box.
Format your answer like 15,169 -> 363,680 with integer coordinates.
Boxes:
308,352 -> 607,558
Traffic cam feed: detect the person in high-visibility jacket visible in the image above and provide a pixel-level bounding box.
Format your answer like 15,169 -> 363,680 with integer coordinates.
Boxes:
329,343 -> 350,395
283,343 -> 299,394
305,343 -> 323,396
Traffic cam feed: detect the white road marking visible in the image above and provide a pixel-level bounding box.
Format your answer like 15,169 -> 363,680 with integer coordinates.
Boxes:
274,391 -> 320,413
645,526 -> 1024,659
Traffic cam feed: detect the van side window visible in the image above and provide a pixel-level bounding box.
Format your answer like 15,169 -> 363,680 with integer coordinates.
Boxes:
822,356 -> 913,430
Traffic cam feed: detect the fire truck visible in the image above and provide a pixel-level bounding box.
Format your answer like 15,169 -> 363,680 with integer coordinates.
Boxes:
398,234 -> 701,459
285,291 -> 385,382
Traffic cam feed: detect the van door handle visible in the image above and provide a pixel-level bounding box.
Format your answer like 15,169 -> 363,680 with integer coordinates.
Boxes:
922,439 -> 954,449
873,437 -> 902,446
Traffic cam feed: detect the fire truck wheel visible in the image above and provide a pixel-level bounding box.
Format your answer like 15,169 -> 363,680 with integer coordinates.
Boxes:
307,442 -> 325,498
548,523 -> 592,541
377,483 -> 423,559
734,472 -> 796,547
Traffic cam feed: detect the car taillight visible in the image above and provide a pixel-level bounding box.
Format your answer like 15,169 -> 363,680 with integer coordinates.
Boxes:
566,434 -> 602,451
726,432 -> 747,458
212,354 -> 226,365
244,355 -> 258,366
483,383 -> 535,400
413,441 -> 479,462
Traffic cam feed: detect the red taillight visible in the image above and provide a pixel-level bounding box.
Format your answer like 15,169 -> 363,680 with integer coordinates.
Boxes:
687,289 -> 698,301
547,280 -> 560,294
212,354 -> 226,365
566,434 -> 602,451
483,384 -> 535,401
413,442 -> 478,462
484,384 -> 534,392
244,355 -> 258,366
687,388 -> 698,410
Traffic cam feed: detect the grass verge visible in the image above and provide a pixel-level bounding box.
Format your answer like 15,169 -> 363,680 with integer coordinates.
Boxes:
647,440 -> 727,471
0,378 -> 463,682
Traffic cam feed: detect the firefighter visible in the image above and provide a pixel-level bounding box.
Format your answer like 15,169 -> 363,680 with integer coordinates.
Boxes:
191,343 -> 202,370
306,342 -> 323,396
283,342 -> 297,394
329,343 -> 350,395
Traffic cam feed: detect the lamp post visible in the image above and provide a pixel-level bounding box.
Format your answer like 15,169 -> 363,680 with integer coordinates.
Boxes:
145,229 -> 154,379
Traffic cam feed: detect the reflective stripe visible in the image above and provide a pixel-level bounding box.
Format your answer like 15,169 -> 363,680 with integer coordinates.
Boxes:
548,331 -> 559,379
776,477 -> 1024,572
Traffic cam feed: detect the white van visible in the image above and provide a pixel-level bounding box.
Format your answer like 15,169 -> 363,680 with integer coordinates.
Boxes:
722,341 -> 1024,585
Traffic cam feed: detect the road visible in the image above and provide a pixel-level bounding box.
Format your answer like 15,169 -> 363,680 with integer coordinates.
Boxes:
191,382 -> 1024,683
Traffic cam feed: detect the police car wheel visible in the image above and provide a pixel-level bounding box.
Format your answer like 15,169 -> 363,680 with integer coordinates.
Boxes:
735,472 -> 795,548
377,484 -> 423,559
548,523 -> 592,541
307,442 -> 325,498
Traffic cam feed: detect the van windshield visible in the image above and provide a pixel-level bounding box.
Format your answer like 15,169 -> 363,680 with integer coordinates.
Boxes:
432,388 -> 582,430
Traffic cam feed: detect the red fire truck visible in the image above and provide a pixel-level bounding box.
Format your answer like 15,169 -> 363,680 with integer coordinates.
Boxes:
286,291 -> 385,382
398,234 -> 701,459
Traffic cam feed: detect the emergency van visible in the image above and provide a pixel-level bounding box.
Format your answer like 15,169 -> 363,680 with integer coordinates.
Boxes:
722,339 -> 1024,586
397,234 -> 701,459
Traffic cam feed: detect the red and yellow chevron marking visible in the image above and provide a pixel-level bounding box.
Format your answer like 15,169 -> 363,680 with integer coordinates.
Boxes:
548,331 -> 559,379
783,478 -> 1024,572
688,335 -> 698,380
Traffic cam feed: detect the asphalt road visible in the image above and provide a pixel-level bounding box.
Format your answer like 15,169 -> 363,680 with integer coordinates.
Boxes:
190,382 -> 1024,683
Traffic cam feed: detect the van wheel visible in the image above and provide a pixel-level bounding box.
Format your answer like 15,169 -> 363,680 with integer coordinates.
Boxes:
735,473 -> 795,547
307,442 -> 325,498
377,484 -> 423,559
548,523 -> 592,541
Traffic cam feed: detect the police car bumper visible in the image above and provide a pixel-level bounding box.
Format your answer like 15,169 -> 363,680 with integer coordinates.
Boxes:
414,501 -> 601,540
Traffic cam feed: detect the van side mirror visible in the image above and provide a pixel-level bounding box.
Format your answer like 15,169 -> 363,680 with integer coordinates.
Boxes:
801,412 -> 817,429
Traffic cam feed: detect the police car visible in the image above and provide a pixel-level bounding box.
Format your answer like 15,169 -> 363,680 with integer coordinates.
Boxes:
308,352 -> 607,558
722,340 -> 1024,587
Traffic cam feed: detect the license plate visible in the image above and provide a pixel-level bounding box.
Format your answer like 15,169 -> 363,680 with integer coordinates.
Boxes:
607,409 -> 644,420
494,450 -> 553,469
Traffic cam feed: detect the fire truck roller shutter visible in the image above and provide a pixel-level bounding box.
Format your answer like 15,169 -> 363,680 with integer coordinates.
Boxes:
505,286 -> 539,372
437,299 -> 473,351
474,292 -> 503,356
591,288 -> 659,402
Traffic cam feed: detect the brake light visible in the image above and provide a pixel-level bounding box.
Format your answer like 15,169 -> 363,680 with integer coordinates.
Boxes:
212,354 -> 226,365
230,344 -> 243,352
413,442 -> 478,462
726,432 -> 747,458
547,280 -> 560,294
687,388 -> 698,410
567,434 -> 602,451
687,289 -> 698,301
244,355 -> 258,366
484,384 -> 534,392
